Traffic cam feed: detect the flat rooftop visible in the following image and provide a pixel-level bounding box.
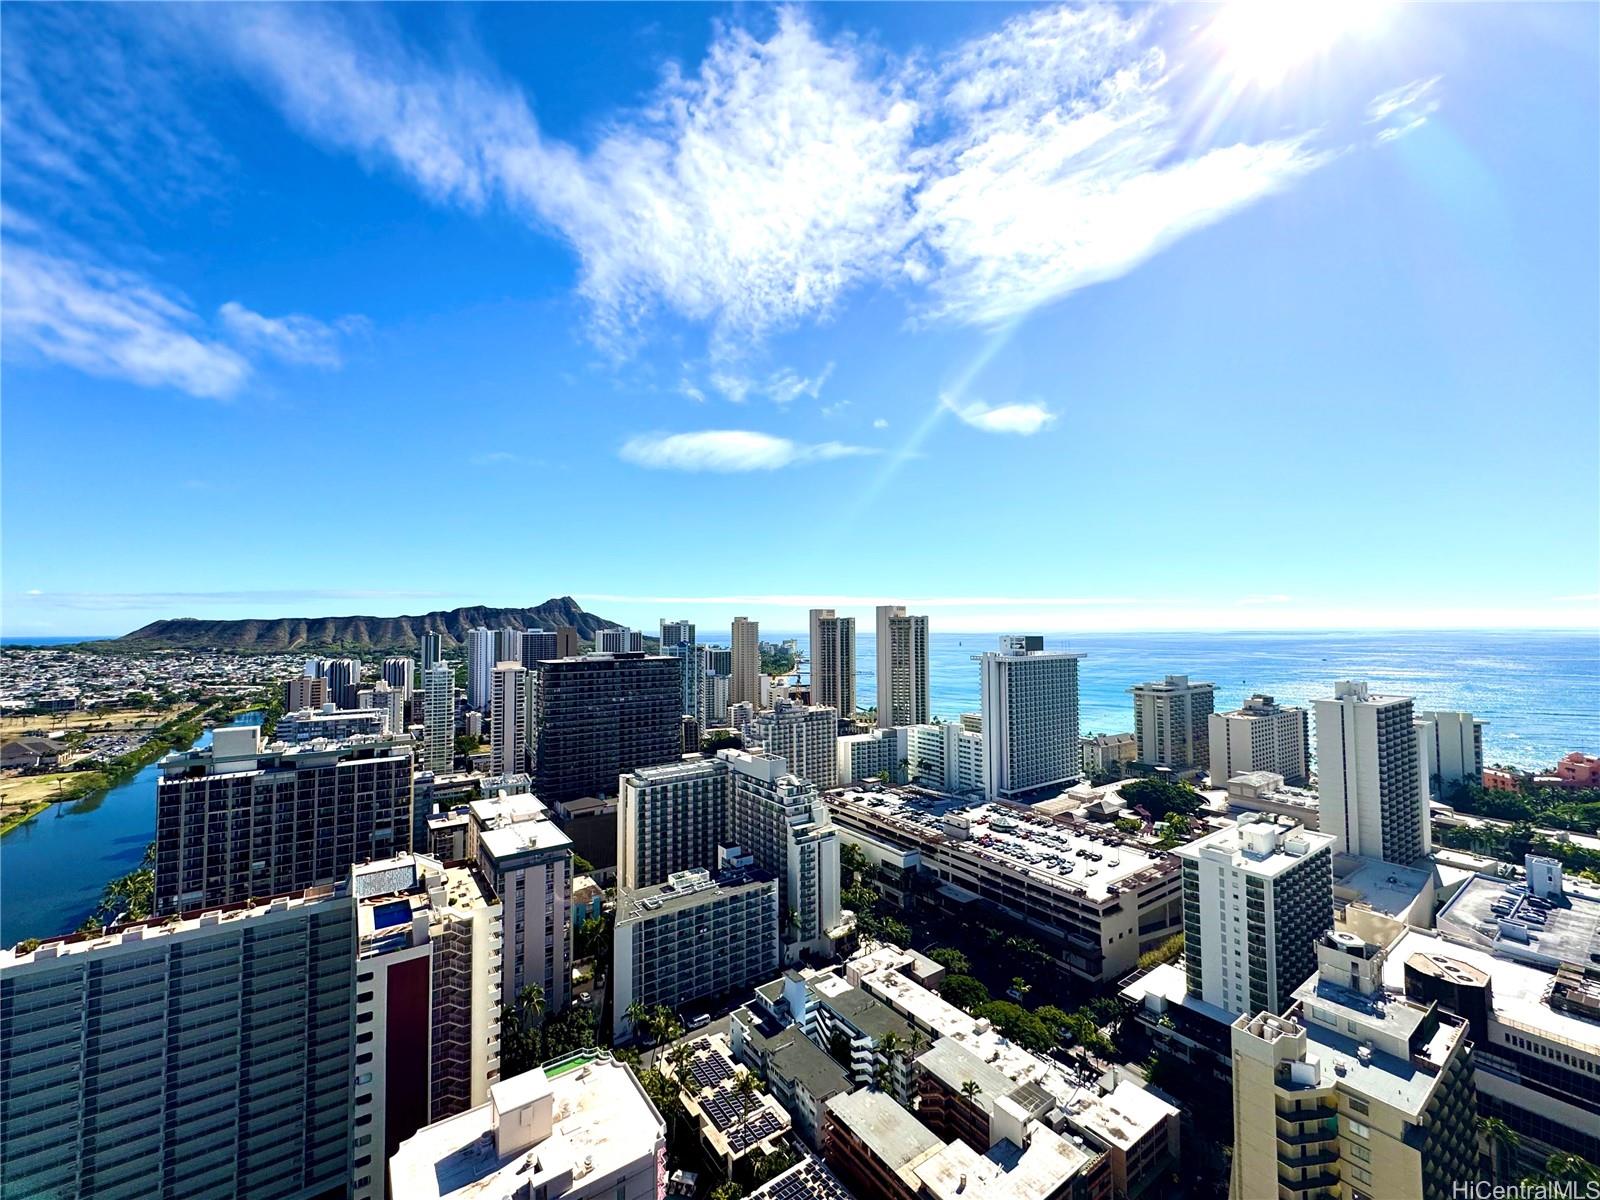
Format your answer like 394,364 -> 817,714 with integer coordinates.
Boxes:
1436,874 -> 1600,967
1332,854 -> 1434,919
1175,816 -> 1332,879
914,1125 -> 1095,1200
827,789 -> 1169,902
748,1157 -> 852,1200
825,1089 -> 941,1180
389,1054 -> 663,1200
616,867 -> 774,923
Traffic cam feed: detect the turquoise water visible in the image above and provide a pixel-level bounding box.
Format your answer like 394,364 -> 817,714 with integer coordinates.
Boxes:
746,628 -> 1599,772
1,711 -> 263,945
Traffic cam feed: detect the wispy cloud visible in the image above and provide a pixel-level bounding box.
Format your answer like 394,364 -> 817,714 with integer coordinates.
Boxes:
9,588 -> 454,611
678,379 -> 708,404
219,301 -> 365,368
1366,75 -> 1441,144
767,363 -> 835,405
204,4 -> 1333,348
873,418 -> 890,429
619,429 -> 877,472
575,592 -> 1139,608
942,396 -> 1056,436
1,240 -> 250,399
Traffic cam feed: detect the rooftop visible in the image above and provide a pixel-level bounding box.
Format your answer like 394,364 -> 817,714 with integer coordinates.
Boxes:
824,1089 -> 942,1182
913,1124 -> 1096,1200
389,1054 -> 664,1200
826,788 -> 1171,903
748,1157 -> 851,1200
1436,872 -> 1600,968
916,1036 -> 1016,1116
765,1027 -> 853,1101
1174,814 -> 1332,878
616,867 -> 775,923
1332,854 -> 1434,920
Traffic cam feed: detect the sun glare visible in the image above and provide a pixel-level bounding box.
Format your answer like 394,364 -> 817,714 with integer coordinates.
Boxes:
1211,0 -> 1390,87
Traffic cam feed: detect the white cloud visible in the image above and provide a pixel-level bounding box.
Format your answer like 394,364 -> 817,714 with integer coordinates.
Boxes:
1,241 -> 249,399
1366,75 -> 1441,144
766,362 -> 835,405
219,301 -> 364,368
710,371 -> 754,403
942,396 -> 1056,436
873,417 -> 889,429
619,429 -> 876,472
678,379 -> 708,404
207,5 -> 1332,346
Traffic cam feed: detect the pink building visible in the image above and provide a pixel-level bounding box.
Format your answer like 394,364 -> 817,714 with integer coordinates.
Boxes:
1555,752 -> 1600,789
1482,767 -> 1522,793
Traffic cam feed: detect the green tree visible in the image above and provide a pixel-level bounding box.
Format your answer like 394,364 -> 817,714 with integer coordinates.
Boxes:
1121,777 -> 1202,822
1477,1116 -> 1521,1183
928,948 -> 970,975
941,974 -> 990,1011
1009,976 -> 1032,1003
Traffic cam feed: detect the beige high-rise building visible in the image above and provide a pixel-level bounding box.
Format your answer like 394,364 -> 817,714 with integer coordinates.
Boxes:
730,616 -> 760,707
489,661 -> 528,776
1128,674 -> 1214,771
283,674 -> 328,710
807,608 -> 856,718
1315,681 -> 1429,866
1229,930 -> 1477,1200
874,605 -> 929,728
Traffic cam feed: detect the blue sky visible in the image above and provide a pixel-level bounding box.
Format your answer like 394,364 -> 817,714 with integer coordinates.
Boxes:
3,2 -> 1596,637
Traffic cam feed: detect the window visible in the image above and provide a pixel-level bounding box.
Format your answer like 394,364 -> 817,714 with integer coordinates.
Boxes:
1347,1096 -> 1369,1115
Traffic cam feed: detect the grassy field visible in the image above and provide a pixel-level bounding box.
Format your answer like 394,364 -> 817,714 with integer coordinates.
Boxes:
0,705 -> 188,738
0,770 -> 110,834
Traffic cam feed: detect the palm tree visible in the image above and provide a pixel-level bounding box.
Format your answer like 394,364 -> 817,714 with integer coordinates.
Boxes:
1477,1116 -> 1520,1182
666,1042 -> 695,1085
960,1079 -> 983,1103
1545,1152 -> 1600,1183
876,1032 -> 905,1095
734,1071 -> 761,1129
625,1000 -> 650,1042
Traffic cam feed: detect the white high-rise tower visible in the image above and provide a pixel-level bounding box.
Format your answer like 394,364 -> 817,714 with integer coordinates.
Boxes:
874,605 -> 929,728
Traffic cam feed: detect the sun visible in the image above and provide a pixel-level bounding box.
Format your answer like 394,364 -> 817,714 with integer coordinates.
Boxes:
1210,0 -> 1390,87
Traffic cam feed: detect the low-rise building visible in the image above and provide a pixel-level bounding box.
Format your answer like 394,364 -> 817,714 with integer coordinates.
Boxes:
275,704 -> 389,742
663,1035 -> 792,1176
388,1053 -> 666,1200
906,720 -> 985,794
1079,732 -> 1137,777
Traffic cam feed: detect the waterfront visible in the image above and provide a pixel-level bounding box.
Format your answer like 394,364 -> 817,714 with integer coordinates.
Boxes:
1,710 -> 264,944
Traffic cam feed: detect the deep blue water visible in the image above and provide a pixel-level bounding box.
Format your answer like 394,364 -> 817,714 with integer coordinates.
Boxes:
0,636 -> 110,646
1,711 -> 264,945
735,629 -> 1599,772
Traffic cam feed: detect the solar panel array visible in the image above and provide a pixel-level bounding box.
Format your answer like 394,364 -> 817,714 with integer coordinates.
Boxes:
726,1109 -> 786,1154
750,1159 -> 851,1200
688,1052 -> 735,1090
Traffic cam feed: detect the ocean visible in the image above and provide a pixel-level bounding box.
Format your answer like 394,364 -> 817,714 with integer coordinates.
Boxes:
741,628 -> 1599,772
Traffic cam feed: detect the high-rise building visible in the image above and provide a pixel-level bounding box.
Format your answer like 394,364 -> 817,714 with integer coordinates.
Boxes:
466,628 -> 497,711
283,673 -> 328,710
723,749 -> 841,960
979,640 -> 1084,799
0,886 -> 357,1200
278,705 -> 387,743
468,790 -> 574,1012
359,680 -> 406,736
874,605 -> 929,728
701,644 -> 733,676
807,609 -> 856,719
350,854 -> 503,1200
611,865 -> 779,1041
489,661 -> 529,776
155,725 -> 414,914
730,616 -> 760,707
618,757 -> 732,890
748,699 -> 839,790
420,630 -> 442,672
516,629 -> 558,668
699,669 -> 731,731
1415,709 -> 1486,799
1207,693 -> 1309,786
1230,931 -> 1477,1200
383,656 -> 416,699
905,720 -> 985,793
1128,674 -> 1214,771
663,639 -> 699,720
660,618 -> 696,648
422,662 -> 455,772
1315,680 -> 1430,865
1175,815 -> 1334,1017
389,1055 -> 667,1200
553,626 -> 580,658
528,653 -> 681,802
324,657 -> 362,709
595,627 -> 644,654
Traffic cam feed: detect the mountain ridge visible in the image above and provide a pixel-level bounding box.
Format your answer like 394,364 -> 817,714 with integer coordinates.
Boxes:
111,597 -> 623,653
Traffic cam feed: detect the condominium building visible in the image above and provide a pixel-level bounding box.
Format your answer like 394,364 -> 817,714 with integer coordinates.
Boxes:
283,673 -> 328,710
980,641 -> 1085,799
1415,709 -> 1486,799
468,790 -> 574,1012
349,854 -> 503,1200
731,616 -> 760,707
421,662 -> 455,772
906,720 -> 985,793
0,885 -> 357,1200
154,725 -> 413,914
700,669 -> 731,731
836,725 -> 909,787
389,1054 -> 667,1200
724,749 -> 843,960
595,627 -> 644,654
1079,731 -> 1137,776
1230,931 -> 1477,1200
808,608 -> 856,718
324,657 -> 363,709
663,638 -> 699,720
825,789 -> 1182,982
361,680 -> 407,736
553,626 -> 580,659
1175,815 -> 1335,1017
420,631 -> 442,672
610,866 -> 779,1041
702,644 -> 733,677
617,757 -> 731,890
749,699 -> 840,790
875,605 -> 930,728
466,628 -> 497,710
1128,674 -> 1214,772
516,629 -> 558,668
489,660 -> 528,776
1207,694 -> 1309,786
660,618 -> 696,648
383,656 -> 416,699
528,653 -> 681,801
1314,680 -> 1430,865
276,705 -> 388,743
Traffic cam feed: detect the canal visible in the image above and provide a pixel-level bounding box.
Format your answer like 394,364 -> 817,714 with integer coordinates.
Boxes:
0,710 -> 264,945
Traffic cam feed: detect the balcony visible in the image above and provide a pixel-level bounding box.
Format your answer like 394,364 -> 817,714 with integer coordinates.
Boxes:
1278,1149 -> 1339,1169
1276,1121 -> 1338,1146
1276,1102 -> 1338,1124
1278,1169 -> 1340,1194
